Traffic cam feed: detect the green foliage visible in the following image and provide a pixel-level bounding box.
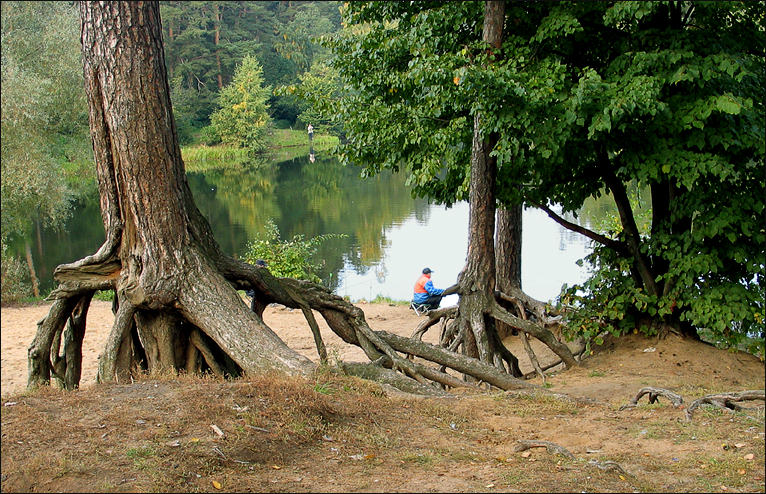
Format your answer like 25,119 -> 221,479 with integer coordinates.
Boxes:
210,55 -> 272,151
327,1 -> 765,352
93,290 -> 115,302
1,1 -> 90,242
319,2 -> 482,204
0,240 -> 31,304
160,1 -> 342,129
243,220 -> 346,283
287,62 -> 343,134
274,3 -> 336,73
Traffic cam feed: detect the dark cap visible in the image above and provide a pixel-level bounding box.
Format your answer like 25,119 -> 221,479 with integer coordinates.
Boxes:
422,267 -> 433,274
255,259 -> 267,267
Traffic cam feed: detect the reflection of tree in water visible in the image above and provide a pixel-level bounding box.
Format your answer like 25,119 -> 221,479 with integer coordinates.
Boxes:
187,156 -> 282,257
175,152 -> 430,290
274,154 -> 428,287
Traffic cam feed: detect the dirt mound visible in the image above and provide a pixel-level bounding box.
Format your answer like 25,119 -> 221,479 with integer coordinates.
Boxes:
1,302 -> 764,492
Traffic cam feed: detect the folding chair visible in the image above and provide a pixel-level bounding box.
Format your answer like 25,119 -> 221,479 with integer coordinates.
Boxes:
410,302 -> 431,316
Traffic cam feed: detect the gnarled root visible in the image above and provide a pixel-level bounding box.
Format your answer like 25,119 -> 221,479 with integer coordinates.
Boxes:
513,439 -> 575,460
588,459 -> 632,477
619,387 -> 684,410
685,390 -> 765,421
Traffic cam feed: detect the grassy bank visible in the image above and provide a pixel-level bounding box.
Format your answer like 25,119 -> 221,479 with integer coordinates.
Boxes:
181,129 -> 339,171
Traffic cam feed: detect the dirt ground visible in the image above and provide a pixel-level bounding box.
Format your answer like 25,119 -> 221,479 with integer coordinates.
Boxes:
1,300 -> 764,492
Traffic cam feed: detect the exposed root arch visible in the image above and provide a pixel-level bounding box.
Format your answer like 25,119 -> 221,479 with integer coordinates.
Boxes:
619,387 -> 764,421
685,390 -> 765,421
32,250 -> 543,394
619,387 -> 684,410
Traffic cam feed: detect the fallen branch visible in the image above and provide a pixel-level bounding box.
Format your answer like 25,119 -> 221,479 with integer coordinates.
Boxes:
619,387 -> 684,410
685,390 -> 765,421
513,440 -> 575,459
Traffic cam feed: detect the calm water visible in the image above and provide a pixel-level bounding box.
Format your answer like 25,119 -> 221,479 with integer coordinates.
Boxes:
11,151 -> 592,303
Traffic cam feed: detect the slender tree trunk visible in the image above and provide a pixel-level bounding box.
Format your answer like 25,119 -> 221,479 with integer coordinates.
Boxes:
35,219 -> 43,261
495,205 -> 522,338
214,5 -> 223,90
25,241 -> 39,298
451,1 -> 576,373
453,0 -> 505,368
496,206 -> 522,291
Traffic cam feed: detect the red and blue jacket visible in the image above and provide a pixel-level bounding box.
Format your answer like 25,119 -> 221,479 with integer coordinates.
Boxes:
412,274 -> 444,303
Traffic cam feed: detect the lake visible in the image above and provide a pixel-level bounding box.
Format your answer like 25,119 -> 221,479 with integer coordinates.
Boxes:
11,149 -> 594,304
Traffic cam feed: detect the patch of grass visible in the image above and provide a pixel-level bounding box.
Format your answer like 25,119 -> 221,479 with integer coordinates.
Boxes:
400,451 -> 437,466
499,470 -> 525,485
313,382 -> 333,395
93,289 -> 114,302
54,453 -> 90,479
447,449 -> 481,463
628,419 -> 671,440
496,391 -> 581,417
413,401 -> 471,431
267,129 -> 338,149
181,144 -> 251,171
125,446 -> 156,459
588,369 -> 606,377
674,454 -> 756,489
368,295 -> 409,306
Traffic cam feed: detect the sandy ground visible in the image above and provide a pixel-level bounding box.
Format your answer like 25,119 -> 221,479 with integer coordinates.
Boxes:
1,300 -> 432,397
3,299 -> 763,403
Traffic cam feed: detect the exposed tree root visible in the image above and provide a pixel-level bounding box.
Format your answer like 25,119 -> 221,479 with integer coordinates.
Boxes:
30,250 -> 545,395
588,459 -> 632,477
339,362 -> 450,396
514,439 -> 633,478
513,440 -> 575,460
684,390 -> 765,421
619,387 -> 765,421
619,387 -> 685,410
511,297 -> 546,383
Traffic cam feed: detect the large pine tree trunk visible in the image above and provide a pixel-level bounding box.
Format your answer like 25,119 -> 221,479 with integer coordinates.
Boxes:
28,1 -> 314,388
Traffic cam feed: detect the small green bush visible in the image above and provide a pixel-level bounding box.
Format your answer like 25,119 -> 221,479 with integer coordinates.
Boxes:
243,220 -> 345,283
199,125 -> 221,146
1,240 -> 32,304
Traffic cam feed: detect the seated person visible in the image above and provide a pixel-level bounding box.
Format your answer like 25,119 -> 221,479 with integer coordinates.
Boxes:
412,267 -> 444,310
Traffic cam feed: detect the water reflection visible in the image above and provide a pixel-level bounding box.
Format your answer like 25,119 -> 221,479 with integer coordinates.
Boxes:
10,152 -> 596,303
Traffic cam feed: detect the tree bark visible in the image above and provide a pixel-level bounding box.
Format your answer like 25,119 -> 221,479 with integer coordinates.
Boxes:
214,4 -> 223,90
495,205 -> 522,338
25,241 -> 39,298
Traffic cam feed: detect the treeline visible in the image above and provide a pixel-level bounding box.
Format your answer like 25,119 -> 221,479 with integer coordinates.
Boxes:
161,1 -> 341,143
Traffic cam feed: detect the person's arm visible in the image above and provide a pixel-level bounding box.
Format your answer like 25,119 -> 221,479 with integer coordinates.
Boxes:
424,280 -> 444,296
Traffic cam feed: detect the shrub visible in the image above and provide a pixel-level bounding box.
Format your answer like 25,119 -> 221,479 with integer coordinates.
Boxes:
1,240 -> 31,304
243,220 -> 345,283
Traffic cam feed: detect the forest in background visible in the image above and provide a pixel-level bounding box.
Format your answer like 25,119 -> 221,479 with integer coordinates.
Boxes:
1,0 -> 343,302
